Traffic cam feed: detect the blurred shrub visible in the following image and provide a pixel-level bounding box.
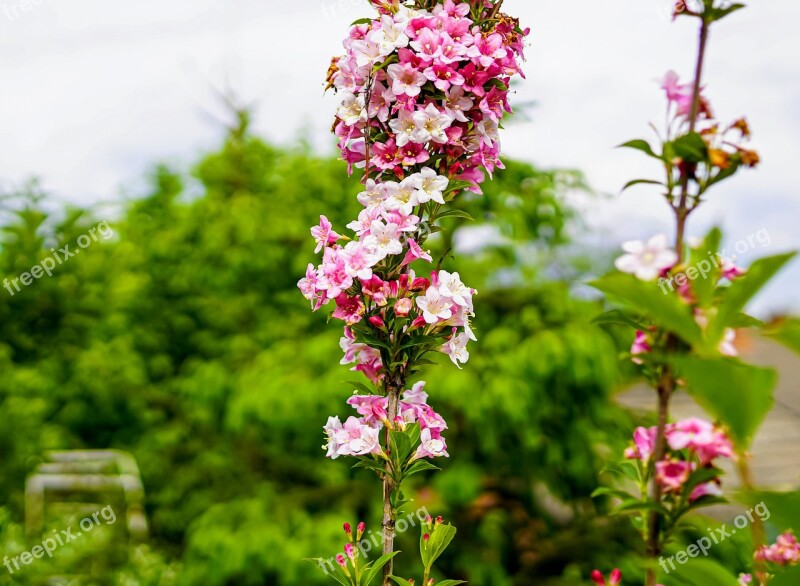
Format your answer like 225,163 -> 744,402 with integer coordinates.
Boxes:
0,117 -> 637,585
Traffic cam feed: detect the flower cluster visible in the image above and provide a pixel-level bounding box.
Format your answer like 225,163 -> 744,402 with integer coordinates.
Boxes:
614,234 -> 744,360
755,531 -> 800,566
329,0 -> 528,188
324,382 -> 449,460
625,417 -> 735,501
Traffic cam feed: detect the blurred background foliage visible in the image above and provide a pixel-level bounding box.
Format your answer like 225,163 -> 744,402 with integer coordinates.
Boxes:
0,113 -> 646,585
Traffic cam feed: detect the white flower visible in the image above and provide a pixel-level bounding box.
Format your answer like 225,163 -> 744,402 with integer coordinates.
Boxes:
437,270 -> 472,306
719,328 -> 738,357
411,103 -> 453,144
442,332 -> 470,367
350,39 -> 382,68
411,167 -> 449,205
324,416 -> 344,459
363,220 -> 403,260
336,92 -> 367,126
614,234 -> 678,281
356,179 -> 385,209
381,177 -> 418,216
368,16 -> 409,56
416,428 -> 449,458
415,286 -> 454,324
389,108 -> 417,147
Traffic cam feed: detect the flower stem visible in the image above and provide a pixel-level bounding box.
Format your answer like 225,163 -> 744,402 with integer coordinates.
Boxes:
382,372 -> 404,586
645,15 -> 710,586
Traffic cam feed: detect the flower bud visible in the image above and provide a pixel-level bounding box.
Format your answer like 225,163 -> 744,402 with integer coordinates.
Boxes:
394,298 -> 413,317
409,316 -> 427,330
435,516 -> 443,526
357,521 -> 366,541
368,316 -> 386,329
336,554 -> 347,569
345,542 -> 356,561
343,523 -> 352,539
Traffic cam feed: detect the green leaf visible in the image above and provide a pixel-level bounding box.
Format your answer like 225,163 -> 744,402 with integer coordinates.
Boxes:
622,178 -> 663,192
668,558 -> 740,586
347,380 -> 377,395
688,227 -> 722,306
766,318 -> 800,354
676,356 -> 776,448
360,552 -> 399,586
708,252 -> 796,342
305,558 -> 352,586
390,430 -> 413,463
589,273 -> 704,347
771,566 -> 800,586
591,486 -> 636,500
350,17 -> 373,26
422,524 -> 458,571
592,309 -> 647,331
435,208 -> 475,221
353,459 -> 387,474
672,132 -> 708,163
728,313 -> 764,329
707,3 -> 746,23
618,139 -> 660,160
389,578 -> 414,586
404,459 -> 440,478
435,581 -> 467,586
611,499 -> 669,516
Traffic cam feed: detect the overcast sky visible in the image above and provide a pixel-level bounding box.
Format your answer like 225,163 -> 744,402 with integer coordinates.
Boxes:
1,0 -> 798,313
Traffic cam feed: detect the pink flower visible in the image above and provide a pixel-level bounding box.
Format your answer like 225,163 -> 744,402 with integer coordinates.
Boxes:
343,241 -> 378,281
631,330 -> 652,364
689,480 -> 723,502
332,293 -> 365,325
755,531 -> 800,566
401,239 -> 433,267
423,62 -> 465,91
335,416 -> 383,458
656,459 -> 694,492
411,103 -> 454,144
591,569 -> 622,586
468,33 -> 507,68
387,62 -> 427,97
667,417 -> 716,451
318,248 -> 354,299
738,574 -> 753,585
298,263 -> 323,308
624,426 -> 657,461
347,394 -> 389,426
394,296 -> 413,317
403,381 -> 429,405
414,427 -> 449,459
614,234 -> 679,281
363,220 -> 403,260
311,215 -> 342,253
721,258 -> 746,280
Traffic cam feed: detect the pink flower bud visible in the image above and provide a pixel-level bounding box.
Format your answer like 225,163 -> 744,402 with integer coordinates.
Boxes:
609,569 -> 622,586
357,521 -> 366,540
412,277 -> 430,291
336,554 -> 347,568
344,542 -> 356,560
423,533 -> 430,543
368,316 -> 386,329
435,516 -> 443,526
394,298 -> 413,317
343,523 -> 352,538
590,570 -> 606,586
410,316 -> 427,330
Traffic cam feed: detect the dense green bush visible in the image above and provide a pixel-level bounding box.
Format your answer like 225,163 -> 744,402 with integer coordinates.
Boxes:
0,119 -> 636,585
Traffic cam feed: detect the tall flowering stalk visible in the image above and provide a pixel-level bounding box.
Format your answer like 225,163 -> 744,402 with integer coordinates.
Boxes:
299,1 -> 528,583
590,2 -> 798,586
